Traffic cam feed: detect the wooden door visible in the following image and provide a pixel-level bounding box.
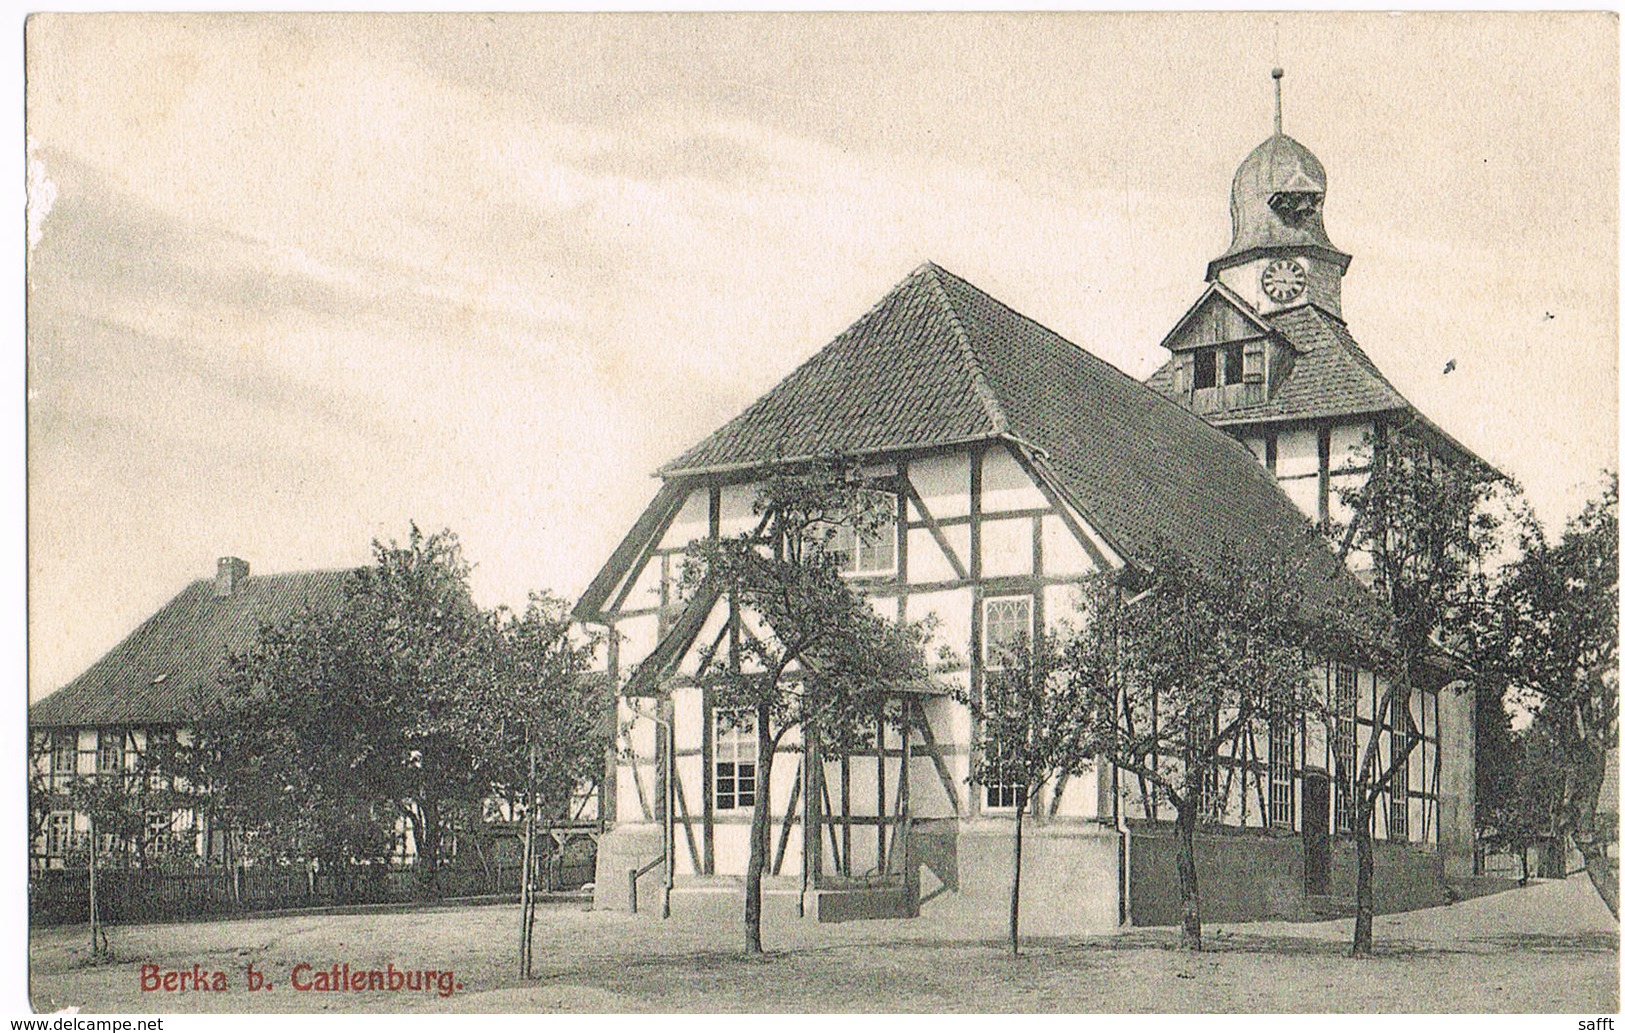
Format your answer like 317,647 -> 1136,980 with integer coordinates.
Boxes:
1302,773 -> 1330,896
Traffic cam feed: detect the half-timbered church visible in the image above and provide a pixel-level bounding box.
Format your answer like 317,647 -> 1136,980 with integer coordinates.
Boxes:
577,74 -> 1480,932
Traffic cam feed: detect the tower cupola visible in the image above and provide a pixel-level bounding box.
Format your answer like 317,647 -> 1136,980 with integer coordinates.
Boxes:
1206,70 -> 1351,315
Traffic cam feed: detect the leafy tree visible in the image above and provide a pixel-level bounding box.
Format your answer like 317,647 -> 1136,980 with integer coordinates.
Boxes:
200,604 -> 400,874
184,526 -> 603,900
1473,679 -> 1525,858
960,631 -> 1094,955
64,764 -> 147,957
28,733 -> 53,854
1334,429 -> 1508,956
477,595 -> 604,977
1058,545 -> 1379,951
1483,473 -> 1618,915
475,596 -> 605,826
677,463 -> 934,955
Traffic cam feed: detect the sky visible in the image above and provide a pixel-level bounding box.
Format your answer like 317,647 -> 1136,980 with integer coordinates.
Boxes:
23,12 -> 1619,701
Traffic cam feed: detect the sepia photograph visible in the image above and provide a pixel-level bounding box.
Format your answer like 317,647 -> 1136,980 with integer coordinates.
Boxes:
21,10 -> 1620,1016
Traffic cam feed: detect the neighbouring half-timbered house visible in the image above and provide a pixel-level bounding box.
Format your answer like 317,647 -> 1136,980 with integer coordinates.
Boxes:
576,254 -> 1475,932
28,558 -> 352,869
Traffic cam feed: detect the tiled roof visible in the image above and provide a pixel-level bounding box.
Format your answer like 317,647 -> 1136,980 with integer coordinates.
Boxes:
1146,303 -> 1408,424
29,569 -> 354,728
658,263 -> 1372,619
659,266 -> 1003,475
1145,301 -> 1493,474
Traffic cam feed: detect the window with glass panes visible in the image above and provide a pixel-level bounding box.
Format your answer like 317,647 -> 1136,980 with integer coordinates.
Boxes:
981,596 -> 1034,809
984,783 -> 1027,810
1196,766 -> 1220,821
145,812 -> 172,854
829,491 -> 896,575
1268,708 -> 1295,829
713,709 -> 758,812
51,732 -> 76,788
97,728 -> 124,777
1334,664 -> 1358,833
146,729 -> 175,791
46,812 -> 71,859
1389,699 -> 1410,840
982,596 -> 1032,672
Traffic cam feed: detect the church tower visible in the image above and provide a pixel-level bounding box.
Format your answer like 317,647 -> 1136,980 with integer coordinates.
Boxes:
1206,69 -> 1351,319
1148,70 -> 1485,532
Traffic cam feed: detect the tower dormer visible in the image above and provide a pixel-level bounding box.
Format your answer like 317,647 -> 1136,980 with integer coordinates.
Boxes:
1206,69 -> 1351,317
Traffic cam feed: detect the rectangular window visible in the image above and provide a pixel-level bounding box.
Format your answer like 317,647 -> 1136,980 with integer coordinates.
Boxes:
1334,664 -> 1358,834
145,812 -> 172,855
51,732 -> 76,788
46,812 -> 71,859
1222,343 -> 1247,386
1193,348 -> 1217,389
1269,708 -> 1295,829
829,492 -> 897,576
713,709 -> 758,812
982,596 -> 1033,672
1195,765 -> 1220,822
97,728 -> 124,777
984,783 -> 1027,811
146,728 -> 174,791
1390,702 -> 1411,841
981,596 -> 1035,809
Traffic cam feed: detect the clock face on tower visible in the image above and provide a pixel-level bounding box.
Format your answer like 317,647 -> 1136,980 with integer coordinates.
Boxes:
1260,258 -> 1307,303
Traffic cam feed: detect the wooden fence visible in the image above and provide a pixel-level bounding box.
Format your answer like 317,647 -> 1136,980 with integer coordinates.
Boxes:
29,833 -> 596,926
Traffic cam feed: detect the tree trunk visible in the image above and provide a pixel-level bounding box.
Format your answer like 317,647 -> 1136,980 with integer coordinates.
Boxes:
1009,791 -> 1026,956
518,745 -> 537,978
1568,742 -> 1618,918
87,815 -> 101,956
417,798 -> 441,887
743,705 -> 774,955
1352,795 -> 1375,957
1174,803 -> 1202,951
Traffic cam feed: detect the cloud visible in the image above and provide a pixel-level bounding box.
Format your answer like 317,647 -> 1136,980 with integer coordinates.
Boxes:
23,13 -> 1617,701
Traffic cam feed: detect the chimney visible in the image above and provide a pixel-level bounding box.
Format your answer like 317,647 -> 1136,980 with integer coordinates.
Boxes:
214,557 -> 250,598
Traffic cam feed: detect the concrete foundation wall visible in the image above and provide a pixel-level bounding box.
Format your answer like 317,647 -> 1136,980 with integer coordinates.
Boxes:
1128,824 -> 1447,926
1129,825 -> 1305,925
597,816 -> 1448,928
1436,683 -> 1477,880
1325,838 -> 1448,913
910,818 -> 1121,936
813,886 -> 914,922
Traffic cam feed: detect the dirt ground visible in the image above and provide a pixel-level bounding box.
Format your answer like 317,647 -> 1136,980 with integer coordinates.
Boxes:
28,875 -> 1618,1013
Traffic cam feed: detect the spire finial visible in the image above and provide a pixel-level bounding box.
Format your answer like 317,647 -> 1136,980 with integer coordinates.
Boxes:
1271,67 -> 1284,135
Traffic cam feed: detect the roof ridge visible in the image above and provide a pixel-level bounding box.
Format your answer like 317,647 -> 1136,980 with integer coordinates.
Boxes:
1157,281 -> 1275,353
932,267 -> 1274,478
659,262 -> 1001,476
227,566 -> 359,582
921,263 -> 1010,436
1296,306 -> 1410,407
